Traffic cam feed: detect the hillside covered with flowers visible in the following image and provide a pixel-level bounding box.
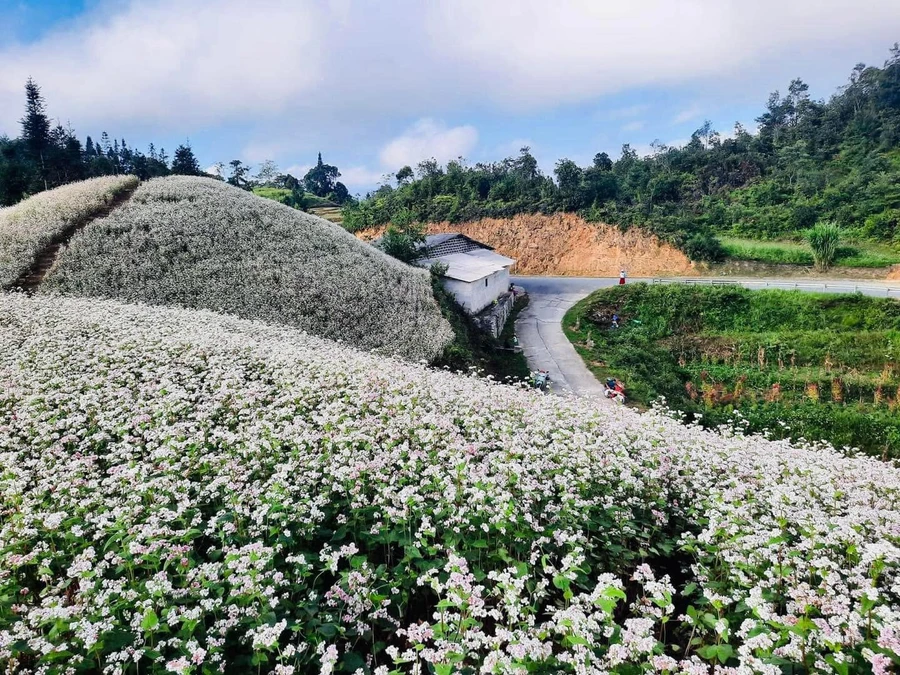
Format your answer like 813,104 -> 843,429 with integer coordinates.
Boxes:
40,176 -> 451,362
0,175 -> 138,288
1,292 -> 898,673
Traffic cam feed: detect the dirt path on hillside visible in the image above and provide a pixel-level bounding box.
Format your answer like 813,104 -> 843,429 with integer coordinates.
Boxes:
11,184 -> 139,293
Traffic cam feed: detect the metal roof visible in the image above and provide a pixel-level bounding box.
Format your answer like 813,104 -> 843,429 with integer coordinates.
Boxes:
416,249 -> 514,283
417,233 -> 494,259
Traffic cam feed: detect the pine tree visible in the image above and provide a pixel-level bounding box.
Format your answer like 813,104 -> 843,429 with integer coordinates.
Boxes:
20,77 -> 51,190
171,142 -> 200,175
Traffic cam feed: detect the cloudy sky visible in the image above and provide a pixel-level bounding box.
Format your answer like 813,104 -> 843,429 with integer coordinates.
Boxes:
1,0 -> 898,193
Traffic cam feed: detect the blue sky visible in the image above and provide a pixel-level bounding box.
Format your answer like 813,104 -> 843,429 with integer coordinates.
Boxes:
1,0 -> 899,193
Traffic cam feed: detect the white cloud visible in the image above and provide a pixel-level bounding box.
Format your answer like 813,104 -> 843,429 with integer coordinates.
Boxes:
282,164 -> 312,179
332,120 -> 479,190
425,0 -> 900,107
0,0 -> 334,133
379,119 -> 478,170
672,105 -> 705,125
622,121 -> 646,132
338,165 -> 389,188
4,0 -> 895,138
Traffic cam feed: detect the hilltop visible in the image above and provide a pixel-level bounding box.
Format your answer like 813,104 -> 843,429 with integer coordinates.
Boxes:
343,48 -> 900,272
29,176 -> 450,361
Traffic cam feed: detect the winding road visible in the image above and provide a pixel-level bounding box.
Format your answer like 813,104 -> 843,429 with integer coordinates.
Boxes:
512,275 -> 900,397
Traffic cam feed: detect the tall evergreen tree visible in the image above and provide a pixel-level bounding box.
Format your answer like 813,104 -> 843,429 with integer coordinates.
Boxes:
171,142 -> 201,175
20,78 -> 51,190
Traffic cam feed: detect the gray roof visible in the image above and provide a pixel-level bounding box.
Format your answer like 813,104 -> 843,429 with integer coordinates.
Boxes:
417,233 -> 494,259
415,235 -> 515,283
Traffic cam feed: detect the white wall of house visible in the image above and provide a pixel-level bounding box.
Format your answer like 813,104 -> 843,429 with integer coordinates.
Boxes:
442,267 -> 510,314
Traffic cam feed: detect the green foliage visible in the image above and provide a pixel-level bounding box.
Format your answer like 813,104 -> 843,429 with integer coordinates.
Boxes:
565,283 -> 900,458
379,220 -> 426,263
171,142 -> 201,176
720,236 -> 900,268
807,220 -> 842,270
342,48 -> 900,263
682,232 -> 727,262
1,80 -> 171,206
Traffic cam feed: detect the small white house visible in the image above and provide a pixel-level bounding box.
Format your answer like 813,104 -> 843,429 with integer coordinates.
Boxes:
414,234 -> 516,315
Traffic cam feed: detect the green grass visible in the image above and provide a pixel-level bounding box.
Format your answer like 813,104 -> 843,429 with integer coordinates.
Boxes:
564,283 -> 900,458
719,236 -> 900,268
252,187 -> 337,209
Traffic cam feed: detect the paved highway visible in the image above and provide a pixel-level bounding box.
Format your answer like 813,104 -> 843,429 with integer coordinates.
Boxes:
512,275 -> 900,397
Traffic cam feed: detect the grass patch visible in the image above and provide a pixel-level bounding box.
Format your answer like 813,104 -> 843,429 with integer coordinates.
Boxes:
564,283 -> 900,458
719,236 -> 900,268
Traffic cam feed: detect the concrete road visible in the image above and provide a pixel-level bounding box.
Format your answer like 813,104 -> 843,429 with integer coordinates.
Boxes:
512,275 -> 900,397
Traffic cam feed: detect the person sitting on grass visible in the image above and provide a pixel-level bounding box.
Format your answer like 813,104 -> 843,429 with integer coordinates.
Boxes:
605,378 -> 626,403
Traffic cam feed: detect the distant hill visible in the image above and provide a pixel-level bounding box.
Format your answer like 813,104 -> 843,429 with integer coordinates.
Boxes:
42,176 -> 451,361
343,47 -> 900,263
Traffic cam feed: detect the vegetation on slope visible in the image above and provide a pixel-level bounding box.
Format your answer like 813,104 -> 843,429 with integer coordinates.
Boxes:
0,175 -> 138,286
343,47 -> 900,262
430,277 -> 530,382
2,293 -> 899,672
42,176 -> 451,362
564,283 -> 900,458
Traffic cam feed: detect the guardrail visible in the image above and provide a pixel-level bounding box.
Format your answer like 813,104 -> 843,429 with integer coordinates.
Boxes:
650,277 -> 900,297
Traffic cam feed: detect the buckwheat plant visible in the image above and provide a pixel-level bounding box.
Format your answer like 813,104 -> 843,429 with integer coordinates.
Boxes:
1,293 -> 898,673
0,176 -> 138,287
41,176 -> 451,362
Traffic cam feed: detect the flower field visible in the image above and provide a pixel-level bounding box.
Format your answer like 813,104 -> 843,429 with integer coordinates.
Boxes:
1,292 -> 899,673
42,176 -> 451,362
0,176 -> 138,287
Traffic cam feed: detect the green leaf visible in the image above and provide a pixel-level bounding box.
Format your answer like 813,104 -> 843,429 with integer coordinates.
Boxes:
683,582 -> 697,596
697,645 -> 718,661
552,575 -> 571,592
140,609 -> 159,632
715,644 -> 734,664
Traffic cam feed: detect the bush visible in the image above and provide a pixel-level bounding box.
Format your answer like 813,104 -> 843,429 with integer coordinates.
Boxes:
682,232 -> 726,262
807,220 -> 842,270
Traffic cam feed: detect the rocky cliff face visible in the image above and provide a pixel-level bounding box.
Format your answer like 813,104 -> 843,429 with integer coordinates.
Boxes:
359,213 -> 695,277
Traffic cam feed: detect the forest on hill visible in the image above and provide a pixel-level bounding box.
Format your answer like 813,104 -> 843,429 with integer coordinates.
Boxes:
343,46 -> 900,262
0,80 -> 350,208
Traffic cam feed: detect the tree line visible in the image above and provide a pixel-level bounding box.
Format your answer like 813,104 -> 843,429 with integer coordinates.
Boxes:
343,45 -> 900,261
0,79 -> 352,208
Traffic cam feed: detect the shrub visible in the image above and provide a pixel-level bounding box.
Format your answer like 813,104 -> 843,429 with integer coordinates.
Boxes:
42,176 -> 451,362
807,220 -> 841,270
682,232 -> 726,262
0,175 -> 138,286
2,292 -> 899,672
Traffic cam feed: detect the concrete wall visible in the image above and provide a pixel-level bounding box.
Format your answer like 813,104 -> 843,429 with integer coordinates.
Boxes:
443,267 -> 510,314
472,291 -> 515,338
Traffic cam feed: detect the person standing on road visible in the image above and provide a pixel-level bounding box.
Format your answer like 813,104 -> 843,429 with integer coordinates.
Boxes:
619,270 -> 626,285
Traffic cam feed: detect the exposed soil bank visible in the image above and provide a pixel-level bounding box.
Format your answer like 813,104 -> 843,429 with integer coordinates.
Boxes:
359,213 -> 696,277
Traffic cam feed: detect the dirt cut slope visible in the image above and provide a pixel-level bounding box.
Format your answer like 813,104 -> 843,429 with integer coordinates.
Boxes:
359,213 -> 695,276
